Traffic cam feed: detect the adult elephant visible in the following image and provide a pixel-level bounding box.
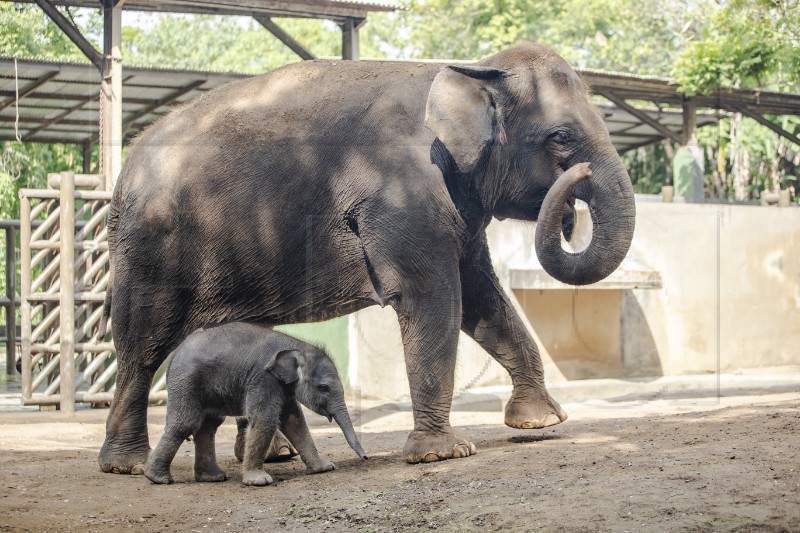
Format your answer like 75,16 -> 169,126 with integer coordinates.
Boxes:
99,43 -> 634,474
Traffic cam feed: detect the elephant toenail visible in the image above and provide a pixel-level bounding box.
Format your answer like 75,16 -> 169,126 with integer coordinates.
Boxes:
130,463 -> 146,476
422,453 -> 440,463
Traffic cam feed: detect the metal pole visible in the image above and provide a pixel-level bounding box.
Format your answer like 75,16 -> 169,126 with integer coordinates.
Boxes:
5,226 -> 15,375
82,142 -> 93,175
19,196 -> 32,401
59,172 -> 76,413
101,0 -> 123,191
340,18 -> 362,61
681,98 -> 697,146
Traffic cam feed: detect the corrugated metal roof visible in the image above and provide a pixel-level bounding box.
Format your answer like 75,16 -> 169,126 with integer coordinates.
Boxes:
15,0 -> 398,20
0,56 -> 246,144
1,56 -> 798,153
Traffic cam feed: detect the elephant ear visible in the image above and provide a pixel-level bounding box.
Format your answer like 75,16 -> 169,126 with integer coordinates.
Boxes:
266,349 -> 303,384
425,65 -> 508,173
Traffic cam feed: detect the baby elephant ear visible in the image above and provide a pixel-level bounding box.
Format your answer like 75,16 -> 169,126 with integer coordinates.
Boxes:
266,349 -> 302,384
425,65 -> 508,173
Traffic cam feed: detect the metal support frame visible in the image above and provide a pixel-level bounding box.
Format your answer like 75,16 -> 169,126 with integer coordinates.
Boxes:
254,15 -> 316,60
31,0 -> 104,69
17,174 -> 169,407
0,71 -> 59,114
82,142 -> 92,174
736,106 -> 800,147
58,172 -> 75,412
23,100 -> 89,141
601,91 -> 683,144
2,223 -> 16,375
340,18 -> 364,61
31,0 -> 121,190
101,0 -> 123,191
681,99 -> 697,146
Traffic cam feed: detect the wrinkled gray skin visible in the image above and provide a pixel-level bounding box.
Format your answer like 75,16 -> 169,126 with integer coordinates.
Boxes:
144,324 -> 367,486
100,43 -> 635,473
234,423 -> 298,464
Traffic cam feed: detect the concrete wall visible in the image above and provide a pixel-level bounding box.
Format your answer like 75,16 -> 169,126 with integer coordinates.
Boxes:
347,201 -> 800,399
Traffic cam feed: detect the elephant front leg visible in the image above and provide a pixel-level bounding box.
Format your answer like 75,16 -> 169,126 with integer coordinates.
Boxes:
241,414 -> 278,486
461,238 -> 567,429
396,293 -> 477,464
280,402 -> 334,475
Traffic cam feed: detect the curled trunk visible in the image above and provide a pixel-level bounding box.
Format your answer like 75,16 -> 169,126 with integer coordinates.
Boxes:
535,160 -> 635,285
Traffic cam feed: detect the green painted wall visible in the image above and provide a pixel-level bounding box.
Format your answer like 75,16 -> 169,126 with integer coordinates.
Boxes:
276,316 -> 350,386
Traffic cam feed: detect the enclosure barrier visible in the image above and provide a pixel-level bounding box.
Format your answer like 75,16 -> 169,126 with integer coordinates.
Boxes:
18,172 -> 167,411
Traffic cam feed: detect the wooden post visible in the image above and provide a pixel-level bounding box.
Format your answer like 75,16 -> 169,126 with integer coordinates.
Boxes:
5,226 -> 15,375
19,195 -> 32,400
59,172 -> 76,413
101,0 -> 123,191
341,18 -> 362,61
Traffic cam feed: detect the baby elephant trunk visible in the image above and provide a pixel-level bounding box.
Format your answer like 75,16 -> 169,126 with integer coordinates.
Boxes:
333,407 -> 368,460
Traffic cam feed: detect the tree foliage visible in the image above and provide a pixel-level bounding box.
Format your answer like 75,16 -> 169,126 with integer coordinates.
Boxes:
672,0 -> 800,95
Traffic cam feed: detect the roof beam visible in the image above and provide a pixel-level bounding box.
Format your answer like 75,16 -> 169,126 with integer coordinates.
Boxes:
32,0 -> 104,70
600,91 -> 683,144
88,79 -> 206,142
254,15 -> 316,60
736,107 -> 800,147
122,79 -> 205,131
0,71 -> 59,113
22,100 -> 89,141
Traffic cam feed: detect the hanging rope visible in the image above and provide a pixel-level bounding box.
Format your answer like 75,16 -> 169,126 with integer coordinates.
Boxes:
14,57 -> 22,142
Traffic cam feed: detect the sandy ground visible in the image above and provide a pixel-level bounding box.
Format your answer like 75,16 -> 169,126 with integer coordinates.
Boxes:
0,391 -> 798,532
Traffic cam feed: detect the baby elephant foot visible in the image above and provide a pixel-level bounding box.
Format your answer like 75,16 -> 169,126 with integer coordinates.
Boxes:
195,465 -> 227,483
403,427 -> 477,464
306,460 -> 335,475
242,470 -> 273,487
505,391 -> 568,429
144,466 -> 174,485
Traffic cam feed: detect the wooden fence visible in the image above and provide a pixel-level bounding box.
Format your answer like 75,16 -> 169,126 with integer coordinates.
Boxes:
18,172 -> 167,411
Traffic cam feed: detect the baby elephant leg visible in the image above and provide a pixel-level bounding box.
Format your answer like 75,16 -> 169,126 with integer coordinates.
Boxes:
146,425 -> 193,484
234,417 -> 298,463
281,401 -> 335,475
193,415 -> 227,482
241,415 -> 277,486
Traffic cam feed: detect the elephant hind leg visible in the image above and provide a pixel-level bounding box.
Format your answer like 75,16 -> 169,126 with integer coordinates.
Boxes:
395,290 -> 477,464
98,358 -> 156,475
99,283 -> 194,475
194,415 -> 227,482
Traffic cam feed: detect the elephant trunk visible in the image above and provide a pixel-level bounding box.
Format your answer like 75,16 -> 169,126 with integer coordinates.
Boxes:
332,405 -> 368,460
534,157 -> 635,285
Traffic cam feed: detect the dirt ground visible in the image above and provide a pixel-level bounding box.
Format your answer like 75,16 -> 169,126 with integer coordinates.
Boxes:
0,391 -> 798,532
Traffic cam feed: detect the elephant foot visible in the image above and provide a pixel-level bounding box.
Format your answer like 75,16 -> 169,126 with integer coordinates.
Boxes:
306,460 -> 335,475
98,440 -> 149,475
144,467 -> 173,485
265,432 -> 299,463
504,390 -> 567,429
242,470 -> 273,487
195,466 -> 227,482
403,427 -> 477,464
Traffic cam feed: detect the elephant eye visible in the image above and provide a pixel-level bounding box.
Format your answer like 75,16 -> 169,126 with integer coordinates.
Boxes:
548,129 -> 574,145
317,384 -> 330,393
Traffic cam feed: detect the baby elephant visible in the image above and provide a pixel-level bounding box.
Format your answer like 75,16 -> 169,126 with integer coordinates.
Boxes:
145,323 -> 367,486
